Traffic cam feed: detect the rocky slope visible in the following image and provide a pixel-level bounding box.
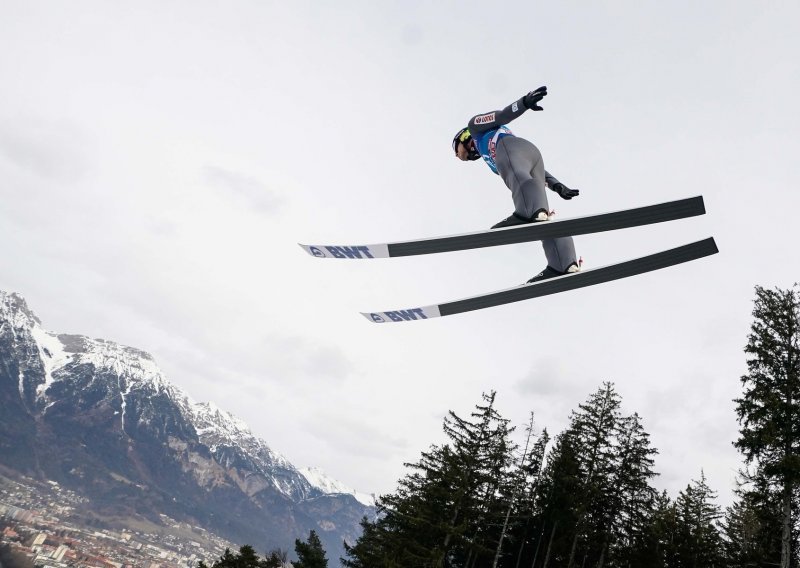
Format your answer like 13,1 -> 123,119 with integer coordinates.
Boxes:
0,291 -> 375,559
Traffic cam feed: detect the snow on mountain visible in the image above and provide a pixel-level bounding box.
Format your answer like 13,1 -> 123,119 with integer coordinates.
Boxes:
1,291 -> 173,398
188,400 -> 315,501
0,290 -> 373,505
0,291 -> 40,329
0,290 -> 377,558
189,400 -> 292,471
300,466 -> 376,507
29,326 -> 72,390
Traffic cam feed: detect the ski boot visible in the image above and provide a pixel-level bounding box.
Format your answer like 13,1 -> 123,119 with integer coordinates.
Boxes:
491,208 -> 550,230
525,261 -> 581,284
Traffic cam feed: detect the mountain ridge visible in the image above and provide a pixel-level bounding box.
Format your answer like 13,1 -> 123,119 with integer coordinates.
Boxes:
0,289 -> 375,558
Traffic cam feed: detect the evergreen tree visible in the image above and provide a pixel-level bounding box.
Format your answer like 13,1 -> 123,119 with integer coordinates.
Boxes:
492,414 -> 548,568
341,515 -> 405,568
634,490 -> 677,568
498,416 -> 550,568
265,548 -> 290,568
563,382 -> 623,567
344,385 -> 667,567
440,391 -> 516,567
530,431 -> 584,567
722,472 -> 785,567
513,427 -> 550,568
199,545 -> 269,568
342,392 -> 517,567
721,499 -> 758,567
603,412 -> 659,567
669,472 -> 724,568
293,530 -> 327,568
734,285 -> 800,568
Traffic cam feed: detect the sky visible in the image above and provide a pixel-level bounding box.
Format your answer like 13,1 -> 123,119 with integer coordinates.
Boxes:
1,1 -> 799,507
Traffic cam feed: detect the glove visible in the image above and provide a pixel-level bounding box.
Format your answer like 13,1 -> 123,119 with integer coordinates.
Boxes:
552,182 -> 580,200
522,86 -> 548,111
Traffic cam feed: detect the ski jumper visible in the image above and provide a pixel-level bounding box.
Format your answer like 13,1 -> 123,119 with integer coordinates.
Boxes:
468,98 -> 578,273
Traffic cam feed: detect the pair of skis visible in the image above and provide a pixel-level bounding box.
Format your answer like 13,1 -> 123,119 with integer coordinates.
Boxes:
300,196 -> 718,323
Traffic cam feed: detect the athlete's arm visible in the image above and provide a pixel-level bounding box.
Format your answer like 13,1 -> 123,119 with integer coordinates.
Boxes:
545,171 -> 560,188
546,171 -> 580,200
468,99 -> 527,134
468,86 -> 548,134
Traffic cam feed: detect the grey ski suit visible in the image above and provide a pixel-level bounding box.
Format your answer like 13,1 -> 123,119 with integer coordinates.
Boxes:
467,98 -> 578,273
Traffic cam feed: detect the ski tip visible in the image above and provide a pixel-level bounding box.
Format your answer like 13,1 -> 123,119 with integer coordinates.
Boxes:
298,244 -> 331,258
299,243 -> 391,259
360,306 -> 442,323
361,312 -> 387,324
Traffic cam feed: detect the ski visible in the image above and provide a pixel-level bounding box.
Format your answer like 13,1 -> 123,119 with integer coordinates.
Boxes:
300,196 -> 706,260
361,237 -> 718,323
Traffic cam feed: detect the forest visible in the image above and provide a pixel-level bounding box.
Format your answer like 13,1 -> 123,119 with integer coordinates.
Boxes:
340,286 -> 800,568
207,285 -> 799,568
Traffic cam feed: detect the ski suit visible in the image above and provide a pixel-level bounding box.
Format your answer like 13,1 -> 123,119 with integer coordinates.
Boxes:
468,98 -> 577,273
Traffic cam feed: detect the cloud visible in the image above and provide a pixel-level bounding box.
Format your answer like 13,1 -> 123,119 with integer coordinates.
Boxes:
203,165 -> 282,213
514,356 -> 591,400
0,118 -> 89,183
307,409 -> 410,460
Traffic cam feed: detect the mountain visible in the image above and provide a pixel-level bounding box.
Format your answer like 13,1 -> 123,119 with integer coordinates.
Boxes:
0,290 -> 375,559
300,467 -> 376,508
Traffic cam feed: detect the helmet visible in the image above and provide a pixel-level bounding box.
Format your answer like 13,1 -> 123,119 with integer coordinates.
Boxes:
452,127 -> 480,160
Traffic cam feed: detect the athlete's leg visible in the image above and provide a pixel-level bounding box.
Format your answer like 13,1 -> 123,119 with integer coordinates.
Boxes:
495,137 -> 578,272
542,235 -> 578,273
494,137 -> 548,218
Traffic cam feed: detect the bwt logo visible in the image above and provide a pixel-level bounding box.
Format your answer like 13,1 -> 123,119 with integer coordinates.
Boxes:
372,309 -> 428,323
309,247 -> 326,258
325,246 -> 375,259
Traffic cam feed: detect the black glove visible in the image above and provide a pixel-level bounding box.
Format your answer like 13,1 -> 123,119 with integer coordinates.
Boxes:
522,86 -> 548,111
551,182 -> 580,200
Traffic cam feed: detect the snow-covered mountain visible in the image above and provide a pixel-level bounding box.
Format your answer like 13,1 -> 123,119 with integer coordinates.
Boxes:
300,467 -> 376,507
0,290 -> 375,557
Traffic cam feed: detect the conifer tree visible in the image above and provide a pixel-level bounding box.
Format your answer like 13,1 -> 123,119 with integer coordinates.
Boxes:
734,285 -> 800,568
492,413 -> 547,568
388,443 -> 466,564
344,385 -> 669,567
498,416 -> 550,568
342,392 -> 517,567
634,490 -> 677,568
721,472 -> 785,567
265,548 -> 289,568
439,391 -> 516,566
564,382 -> 623,567
341,514 -> 404,568
670,472 -> 724,568
531,431 -> 584,567
199,545 -> 269,568
601,412 -> 659,567
293,530 -> 327,568
721,497 -> 765,567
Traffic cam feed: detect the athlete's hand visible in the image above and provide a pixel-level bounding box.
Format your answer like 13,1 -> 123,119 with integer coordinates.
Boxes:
523,86 -> 548,111
552,182 -> 580,200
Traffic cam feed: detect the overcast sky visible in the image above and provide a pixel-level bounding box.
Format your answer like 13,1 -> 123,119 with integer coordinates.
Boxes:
2,1 -> 799,506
